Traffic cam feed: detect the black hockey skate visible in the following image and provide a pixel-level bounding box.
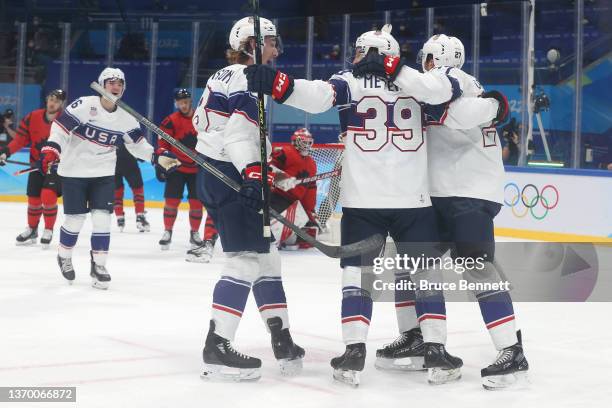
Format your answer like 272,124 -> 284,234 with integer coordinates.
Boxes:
481,330 -> 529,390
331,343 -> 366,387
159,230 -> 172,250
40,229 -> 53,248
267,317 -> 305,376
424,343 -> 463,385
57,255 -> 75,283
189,231 -> 203,248
186,239 -> 214,263
201,320 -> 261,382
136,213 -> 150,233
16,227 -> 38,246
90,251 -> 111,290
116,215 -> 125,232
375,327 -> 426,371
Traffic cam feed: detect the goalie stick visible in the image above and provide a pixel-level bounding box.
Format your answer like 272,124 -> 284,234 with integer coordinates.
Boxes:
89,81 -> 384,259
293,168 -> 341,186
6,159 -> 31,166
13,166 -> 38,176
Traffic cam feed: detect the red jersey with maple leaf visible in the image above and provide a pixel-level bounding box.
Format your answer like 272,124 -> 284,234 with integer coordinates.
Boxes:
158,111 -> 198,174
8,108 -> 57,163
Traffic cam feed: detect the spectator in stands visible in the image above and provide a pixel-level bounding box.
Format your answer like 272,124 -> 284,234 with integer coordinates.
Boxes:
400,41 -> 414,63
0,109 -> 16,147
501,118 -> 520,165
117,33 -> 149,60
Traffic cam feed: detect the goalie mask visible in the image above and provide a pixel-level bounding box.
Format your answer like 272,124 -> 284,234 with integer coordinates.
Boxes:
291,128 -> 314,156
417,34 -> 454,72
354,24 -> 400,58
229,16 -> 282,57
98,67 -> 126,98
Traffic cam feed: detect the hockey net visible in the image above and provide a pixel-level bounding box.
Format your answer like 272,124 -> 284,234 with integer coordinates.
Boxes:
271,142 -> 344,234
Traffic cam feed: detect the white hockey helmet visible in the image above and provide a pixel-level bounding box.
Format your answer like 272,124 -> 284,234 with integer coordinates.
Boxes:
355,24 -> 400,57
449,36 -> 465,69
98,67 -> 126,97
229,16 -> 278,52
418,34 -> 454,71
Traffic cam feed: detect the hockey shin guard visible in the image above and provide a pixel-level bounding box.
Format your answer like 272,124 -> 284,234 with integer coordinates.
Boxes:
132,186 -> 145,214
91,210 -> 111,266
188,199 -> 203,232
41,188 -> 58,230
211,252 -> 257,341
113,186 -> 125,217
467,261 -> 518,350
27,196 -> 43,229
253,245 -> 289,330
204,213 -> 219,241
414,268 -> 447,344
341,266 -> 373,344
58,214 -> 86,258
394,271 -> 418,333
163,198 -> 180,231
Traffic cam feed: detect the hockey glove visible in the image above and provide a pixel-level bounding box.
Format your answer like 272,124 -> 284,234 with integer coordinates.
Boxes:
0,145 -> 10,166
244,64 -> 295,103
153,149 -> 181,175
481,90 -> 509,125
240,162 -> 275,211
39,143 -> 60,174
352,53 -> 404,82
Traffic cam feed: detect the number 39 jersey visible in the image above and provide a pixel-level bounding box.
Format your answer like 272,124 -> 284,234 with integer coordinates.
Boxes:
284,67 -> 461,209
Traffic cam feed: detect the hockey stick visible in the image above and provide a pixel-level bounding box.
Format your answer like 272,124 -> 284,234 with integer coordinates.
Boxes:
89,82 -> 384,259
294,168 -> 341,186
13,167 -> 38,176
251,0 -> 271,238
6,159 -> 31,166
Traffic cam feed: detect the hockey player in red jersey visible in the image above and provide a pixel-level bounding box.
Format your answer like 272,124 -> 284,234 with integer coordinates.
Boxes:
0,89 -> 66,247
113,143 -> 149,233
270,128 -> 319,249
158,89 -> 218,262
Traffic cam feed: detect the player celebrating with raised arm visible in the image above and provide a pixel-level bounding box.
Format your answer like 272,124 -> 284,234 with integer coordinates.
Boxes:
158,89 -> 218,262
245,24 -> 489,386
192,17 -> 304,381
377,35 -> 528,390
0,89 -> 66,247
43,67 -> 180,289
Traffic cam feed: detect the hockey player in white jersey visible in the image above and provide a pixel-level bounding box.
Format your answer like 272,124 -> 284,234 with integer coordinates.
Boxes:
193,17 -> 304,381
376,34 -> 529,390
43,67 -> 180,289
245,25 -> 501,386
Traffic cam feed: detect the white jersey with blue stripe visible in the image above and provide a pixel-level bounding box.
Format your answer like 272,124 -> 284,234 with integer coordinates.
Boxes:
48,95 -> 153,178
424,67 -> 504,204
193,64 -> 271,173
283,65 -> 461,209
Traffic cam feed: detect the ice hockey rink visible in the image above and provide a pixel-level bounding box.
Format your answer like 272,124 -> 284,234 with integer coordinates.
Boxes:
1,202 -> 611,408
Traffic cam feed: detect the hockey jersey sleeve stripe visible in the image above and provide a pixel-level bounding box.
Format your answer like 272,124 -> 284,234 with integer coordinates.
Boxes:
126,128 -> 144,143
227,93 -> 258,125
328,78 -> 351,107
55,110 -> 81,132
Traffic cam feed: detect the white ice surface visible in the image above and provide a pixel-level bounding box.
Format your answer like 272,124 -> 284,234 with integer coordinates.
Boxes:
0,202 -> 611,408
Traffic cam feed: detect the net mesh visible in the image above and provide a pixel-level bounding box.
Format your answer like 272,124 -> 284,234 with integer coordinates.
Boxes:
272,143 -> 344,226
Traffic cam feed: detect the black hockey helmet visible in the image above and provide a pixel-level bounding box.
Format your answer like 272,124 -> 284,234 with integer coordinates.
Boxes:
47,89 -> 67,101
174,88 -> 191,100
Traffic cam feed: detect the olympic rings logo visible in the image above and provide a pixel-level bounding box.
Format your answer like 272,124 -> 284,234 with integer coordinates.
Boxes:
504,182 -> 560,220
